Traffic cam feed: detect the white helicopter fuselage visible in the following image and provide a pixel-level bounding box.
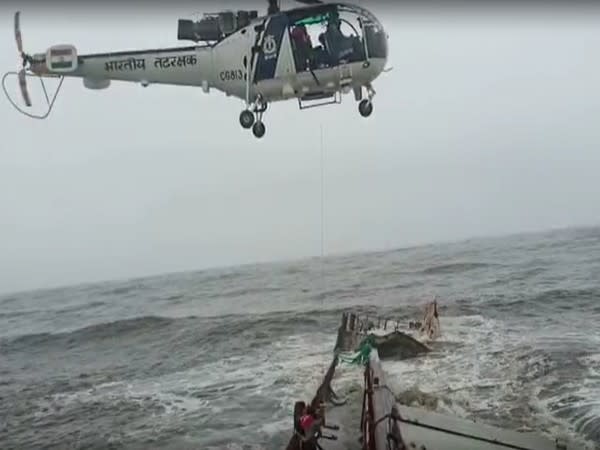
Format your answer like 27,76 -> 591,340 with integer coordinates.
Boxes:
36,17 -> 385,104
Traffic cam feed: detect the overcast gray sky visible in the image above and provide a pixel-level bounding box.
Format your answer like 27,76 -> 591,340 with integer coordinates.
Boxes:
0,2 -> 599,294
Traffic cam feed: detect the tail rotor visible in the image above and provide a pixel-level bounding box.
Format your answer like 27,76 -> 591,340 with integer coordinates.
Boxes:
15,11 -> 23,54
14,11 -> 32,107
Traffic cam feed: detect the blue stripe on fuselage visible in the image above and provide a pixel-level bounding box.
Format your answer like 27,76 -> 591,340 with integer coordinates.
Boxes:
254,13 -> 289,83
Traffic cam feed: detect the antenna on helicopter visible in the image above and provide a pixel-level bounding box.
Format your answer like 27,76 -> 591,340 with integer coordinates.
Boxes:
13,11 -> 32,107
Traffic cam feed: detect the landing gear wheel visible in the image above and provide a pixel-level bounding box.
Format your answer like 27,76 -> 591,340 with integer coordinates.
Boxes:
239,110 -> 255,129
252,121 -> 266,139
358,99 -> 373,118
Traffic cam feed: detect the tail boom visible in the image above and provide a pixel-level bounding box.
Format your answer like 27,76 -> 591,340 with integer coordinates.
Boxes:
32,45 -> 214,88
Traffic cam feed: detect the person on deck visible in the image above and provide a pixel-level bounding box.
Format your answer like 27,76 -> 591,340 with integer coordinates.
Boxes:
294,401 -> 307,436
300,405 -> 317,433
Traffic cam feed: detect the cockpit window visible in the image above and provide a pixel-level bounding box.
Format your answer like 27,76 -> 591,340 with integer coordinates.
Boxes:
286,3 -> 387,74
363,23 -> 387,59
288,6 -> 368,72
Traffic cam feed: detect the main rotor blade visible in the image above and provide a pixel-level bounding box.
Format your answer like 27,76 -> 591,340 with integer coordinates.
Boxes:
295,0 -> 324,4
18,68 -> 32,107
14,11 -> 23,54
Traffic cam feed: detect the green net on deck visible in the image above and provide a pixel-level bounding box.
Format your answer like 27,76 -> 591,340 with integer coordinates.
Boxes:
338,334 -> 375,366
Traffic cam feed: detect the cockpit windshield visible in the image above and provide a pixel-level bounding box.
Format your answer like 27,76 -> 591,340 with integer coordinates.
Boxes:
338,3 -> 388,60
286,3 -> 387,73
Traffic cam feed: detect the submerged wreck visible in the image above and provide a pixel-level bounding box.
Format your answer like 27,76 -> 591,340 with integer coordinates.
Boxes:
286,302 -> 569,450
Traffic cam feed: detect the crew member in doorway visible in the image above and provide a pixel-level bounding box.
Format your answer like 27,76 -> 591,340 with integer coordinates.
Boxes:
291,23 -> 313,70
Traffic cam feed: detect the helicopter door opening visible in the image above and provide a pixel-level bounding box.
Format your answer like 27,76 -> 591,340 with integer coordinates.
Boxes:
288,7 -> 366,74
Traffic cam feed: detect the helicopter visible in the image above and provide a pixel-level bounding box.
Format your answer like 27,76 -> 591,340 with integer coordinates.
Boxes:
3,0 -> 390,139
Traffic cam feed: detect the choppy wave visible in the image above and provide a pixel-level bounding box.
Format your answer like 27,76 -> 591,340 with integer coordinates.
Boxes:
2,315 -> 175,349
0,295 -> 18,306
0,309 -> 40,319
529,288 -> 599,307
420,261 -> 499,275
0,310 -> 335,360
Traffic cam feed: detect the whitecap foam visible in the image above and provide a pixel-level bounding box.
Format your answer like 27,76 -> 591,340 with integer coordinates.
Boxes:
205,444 -> 267,450
380,313 -> 598,449
36,376 -> 211,422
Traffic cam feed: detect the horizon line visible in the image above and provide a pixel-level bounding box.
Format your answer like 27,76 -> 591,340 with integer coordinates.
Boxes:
1,221 -> 598,299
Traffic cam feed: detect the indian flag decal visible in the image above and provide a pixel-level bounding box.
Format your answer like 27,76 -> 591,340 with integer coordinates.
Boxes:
46,45 -> 78,72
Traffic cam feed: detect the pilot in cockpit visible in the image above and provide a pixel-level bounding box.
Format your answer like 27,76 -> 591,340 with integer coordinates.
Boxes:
323,12 -> 354,64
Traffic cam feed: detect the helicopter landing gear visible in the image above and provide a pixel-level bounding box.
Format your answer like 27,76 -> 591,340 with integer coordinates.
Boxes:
239,109 -> 255,129
242,96 -> 268,138
252,120 -> 266,138
358,99 -> 373,117
252,104 -> 267,138
358,84 -> 376,118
